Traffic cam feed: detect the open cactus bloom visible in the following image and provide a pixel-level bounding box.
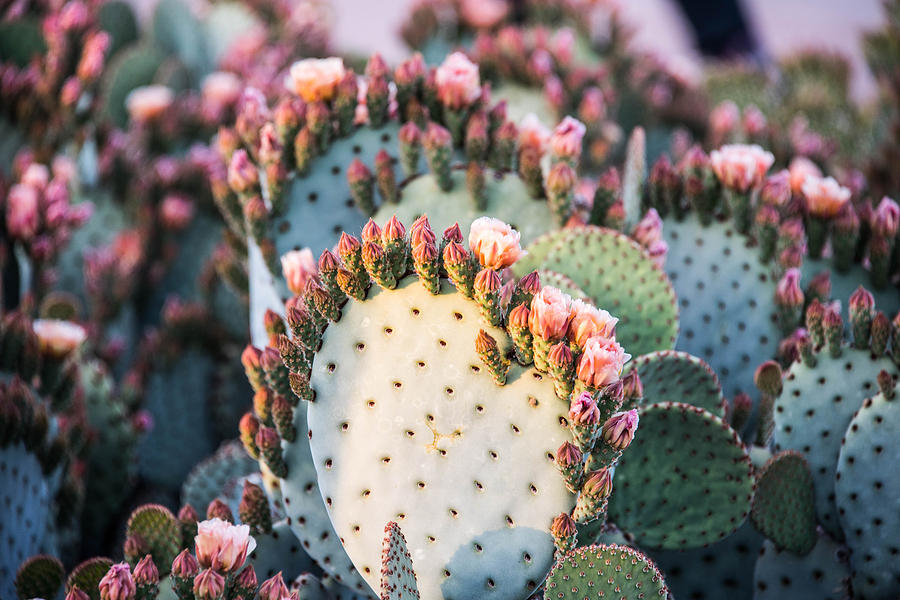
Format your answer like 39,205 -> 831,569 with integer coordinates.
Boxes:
239,216 -> 642,599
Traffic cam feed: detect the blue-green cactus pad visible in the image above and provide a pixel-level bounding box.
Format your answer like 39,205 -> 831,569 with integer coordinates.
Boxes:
543,544 -> 669,600
627,350 -> 725,417
753,530 -> 852,600
181,440 -> 258,514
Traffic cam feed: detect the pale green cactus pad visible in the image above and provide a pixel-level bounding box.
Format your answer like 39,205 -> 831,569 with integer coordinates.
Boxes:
534,271 -> 589,302
373,169 -> 553,247
663,215 -> 779,400
305,276 -> 575,600
181,440 -> 258,515
835,380 -> 900,599
750,451 -> 817,555
626,350 -> 726,417
774,350 -> 896,539
753,530 -> 852,600
514,226 -> 678,357
607,402 -> 754,550
0,443 -> 52,600
543,544 -> 669,600
647,522 -> 763,600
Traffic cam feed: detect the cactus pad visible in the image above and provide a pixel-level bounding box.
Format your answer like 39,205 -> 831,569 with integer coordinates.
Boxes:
181,441 -> 259,515
834,379 -> 900,599
306,276 -> 575,599
0,443 -> 52,600
373,170 -> 553,247
251,520 -> 316,581
626,351 -> 725,416
662,215 -> 779,399
774,350 -> 895,538
543,544 -> 669,599
515,226 -> 678,357
753,531 -> 851,600
125,504 -> 180,576
66,557 -> 114,600
14,554 -> 65,600
750,451 -> 817,554
381,522 -> 420,600
608,402 -> 754,549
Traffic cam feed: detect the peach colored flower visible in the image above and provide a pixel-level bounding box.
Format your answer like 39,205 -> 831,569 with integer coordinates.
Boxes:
788,157 -> 822,196
460,0 -> 508,28
287,57 -> 346,102
281,248 -> 318,295
576,335 -> 630,388
32,320 -> 87,358
194,518 -> 256,572
202,71 -> 243,107
528,286 -> 573,340
519,113 -> 550,153
709,143 -> 774,192
435,52 -> 481,110
550,116 -> 586,160
802,175 -> 851,219
126,85 -> 174,123
6,184 -> 40,239
467,217 -> 522,270
567,299 -> 618,348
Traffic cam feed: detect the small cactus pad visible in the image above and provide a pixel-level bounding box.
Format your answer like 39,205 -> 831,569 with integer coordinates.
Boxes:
535,271 -> 589,303
774,350 -> 895,538
373,170 -> 553,247
14,554 -> 65,600
515,226 -> 678,356
125,504 -> 180,576
835,378 -> 900,599
753,530 -> 852,600
0,443 -> 52,600
608,402 -> 754,549
66,557 -> 114,600
381,522 -> 420,600
543,544 -> 669,599
307,276 -> 574,599
626,351 -> 725,417
663,215 -> 779,399
181,441 -> 259,516
750,451 -> 817,554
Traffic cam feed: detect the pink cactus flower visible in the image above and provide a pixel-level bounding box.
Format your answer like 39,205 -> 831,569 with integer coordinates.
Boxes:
567,300 -> 618,348
286,57 -> 346,102
550,116 -> 586,161
460,0 -> 508,28
435,52 -> 481,110
518,113 -> 550,154
775,268 -> 804,308
160,195 -> 195,230
576,335 -> 630,388
788,156 -> 822,196
528,286 -> 573,340
126,85 -> 175,123
710,100 -> 739,139
709,143 -> 775,192
33,319 -> 87,358
281,248 -> 318,296
99,563 -> 135,600
194,518 -> 256,572
467,217 -> 523,270
6,184 -> 40,239
802,175 -> 851,219
227,149 -> 258,193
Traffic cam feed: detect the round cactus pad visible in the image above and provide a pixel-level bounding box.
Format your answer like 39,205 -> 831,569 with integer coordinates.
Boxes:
750,451 -> 817,555
608,402 -> 754,550
181,441 -> 259,515
66,557 -> 114,600
663,215 -> 779,399
543,544 -> 669,600
753,531 -> 851,600
375,170 -> 554,247
14,554 -> 65,600
306,276 -> 575,600
627,351 -> 725,417
774,351 -> 895,539
835,380 -> 900,599
517,226 -> 678,357
125,504 -> 180,576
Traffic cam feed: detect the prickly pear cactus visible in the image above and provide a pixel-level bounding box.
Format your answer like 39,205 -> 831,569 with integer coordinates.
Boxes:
607,402 -> 754,549
180,441 -> 259,516
626,350 -> 726,416
834,375 -> 900,599
750,451 -> 817,554
543,544 -> 669,599
753,530 -> 852,600
513,226 -> 678,357
14,554 -> 65,600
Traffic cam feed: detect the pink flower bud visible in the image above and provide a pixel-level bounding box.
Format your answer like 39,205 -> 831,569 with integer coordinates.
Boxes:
601,409 -> 639,450
22,163 -> 49,190
435,52 -> 481,110
802,175 -> 851,219
576,335 -> 630,388
550,116 -> 586,160
76,31 -> 109,81
578,87 -> 606,122
59,1 -> 89,30
258,573 -> 290,600
99,563 -> 135,600
227,149 -> 258,193
281,248 -> 318,296
632,208 -> 663,248
551,28 -> 575,64
528,286 -> 573,340
172,549 -> 199,579
551,512 -> 577,538
582,468 -> 613,497
202,71 -> 243,109
742,104 -> 767,137
467,216 -> 522,270
709,143 -> 774,192
160,195 -> 194,230
568,391 -> 600,425
194,517 -> 256,572
776,268 -> 804,308
518,113 -> 550,154
760,170 -> 791,206
849,285 -> 874,313
286,57 -> 346,102
126,85 -> 174,123
872,196 -> 899,238
567,300 -> 618,349
52,156 -> 77,185
133,555 -> 159,585
710,100 -> 739,139
460,0 -> 508,28
193,569 -> 225,600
